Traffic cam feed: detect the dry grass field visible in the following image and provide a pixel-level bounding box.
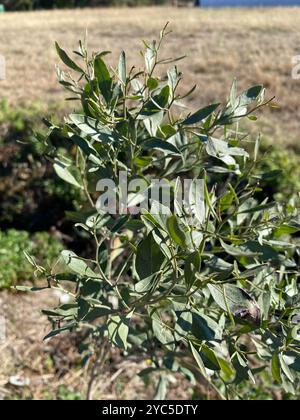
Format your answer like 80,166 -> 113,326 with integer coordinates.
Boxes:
1,6 -> 300,145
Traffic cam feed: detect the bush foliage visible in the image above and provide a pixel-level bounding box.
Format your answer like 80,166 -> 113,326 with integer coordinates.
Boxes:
256,145 -> 300,207
21,28 -> 300,399
0,100 -> 82,231
0,229 -> 63,288
3,0 -> 171,11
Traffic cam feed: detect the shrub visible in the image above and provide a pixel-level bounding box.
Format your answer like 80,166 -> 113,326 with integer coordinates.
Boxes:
256,145 -> 300,206
3,0 -> 172,11
0,100 -> 82,231
23,28 -> 300,399
3,0 -> 35,10
0,229 -> 63,288
0,99 -> 41,142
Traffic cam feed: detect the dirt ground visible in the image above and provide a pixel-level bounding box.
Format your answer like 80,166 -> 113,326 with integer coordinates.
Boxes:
0,289 -> 195,400
0,7 -> 300,145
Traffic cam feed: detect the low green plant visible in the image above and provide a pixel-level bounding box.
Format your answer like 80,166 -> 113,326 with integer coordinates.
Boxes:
0,100 -> 83,231
0,229 -> 63,288
256,145 -> 300,206
23,27 -> 300,400
0,99 -> 41,143
57,385 -> 82,400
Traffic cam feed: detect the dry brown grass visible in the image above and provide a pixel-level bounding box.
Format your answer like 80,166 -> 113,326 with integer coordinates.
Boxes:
0,6 -> 300,145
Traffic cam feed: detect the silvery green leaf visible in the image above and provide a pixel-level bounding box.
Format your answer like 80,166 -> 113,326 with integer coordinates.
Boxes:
107,311 -> 133,350
135,234 -> 165,280
152,311 -> 175,351
118,50 -> 126,87
68,114 -> 117,143
145,41 -> 156,73
208,283 -> 261,326
61,250 -> 99,278
54,159 -> 83,189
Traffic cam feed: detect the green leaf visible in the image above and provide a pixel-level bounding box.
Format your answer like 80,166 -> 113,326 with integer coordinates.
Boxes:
82,306 -> 112,322
203,175 -> 219,221
201,344 -> 220,371
44,321 -> 77,340
118,50 -> 126,87
68,114 -> 116,143
184,251 -> 201,290
244,241 -> 279,261
202,345 -> 236,383
157,124 -> 177,139
271,353 -> 282,383
219,184 -> 237,212
205,256 -> 233,273
133,156 -> 153,168
192,311 -> 222,341
279,354 -> 295,383
183,103 -> 220,126
107,311 -> 133,350
218,357 -> 236,383
152,312 -> 175,350
42,304 -> 78,318
274,223 -> 300,237
175,310 -> 193,340
229,78 -> 237,107
220,239 -> 278,260
154,375 -> 168,401
142,137 -> 180,155
208,284 -> 261,326
14,286 -> 49,292
135,275 -> 155,294
206,137 -> 248,166
55,42 -> 83,73
145,42 -> 156,73
238,85 -> 264,107
190,342 -> 209,380
166,215 -> 187,248
61,250 -> 99,278
94,56 -> 112,104
135,234 -> 165,280
142,111 -> 164,137
53,160 -> 83,189
71,135 -> 102,165
254,169 -> 282,181
147,77 -> 159,91
151,228 -> 172,260
220,240 -> 259,257
237,202 -> 275,214
141,86 -> 170,117
188,179 -> 206,224
167,66 -> 178,93
155,85 -> 170,108
248,115 -> 257,121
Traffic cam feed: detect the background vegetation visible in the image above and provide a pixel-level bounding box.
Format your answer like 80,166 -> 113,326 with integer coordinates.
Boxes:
3,0 -> 173,10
